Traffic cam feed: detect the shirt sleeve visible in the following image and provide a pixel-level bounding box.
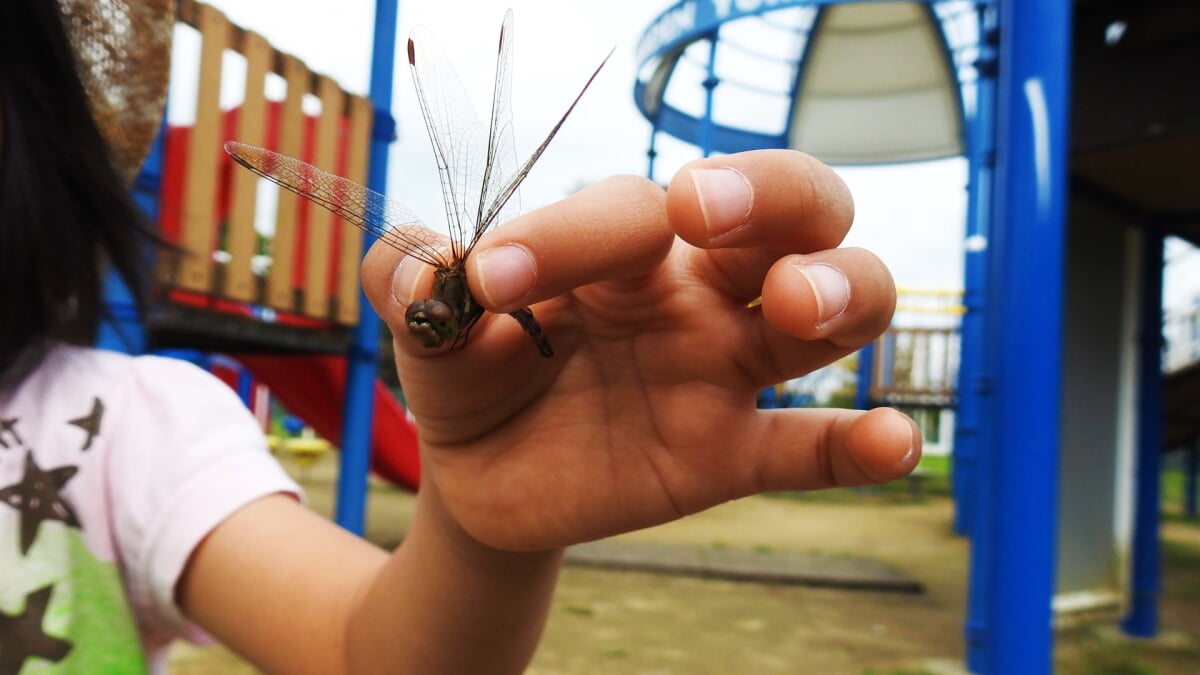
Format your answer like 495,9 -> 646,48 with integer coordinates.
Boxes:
104,355 -> 303,643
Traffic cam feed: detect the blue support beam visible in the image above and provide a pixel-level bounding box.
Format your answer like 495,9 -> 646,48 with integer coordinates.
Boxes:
699,34 -> 719,158
1122,225 -> 1165,637
98,119 -> 168,354
880,333 -> 895,392
855,342 -> 876,410
953,2 -> 999,537
334,0 -> 400,534
236,365 -> 255,409
966,0 -> 1073,672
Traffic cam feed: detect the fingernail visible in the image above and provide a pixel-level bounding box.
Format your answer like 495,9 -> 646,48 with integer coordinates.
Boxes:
475,244 -> 536,310
390,255 -> 425,306
690,167 -> 753,238
797,263 -> 850,327
893,411 -> 919,470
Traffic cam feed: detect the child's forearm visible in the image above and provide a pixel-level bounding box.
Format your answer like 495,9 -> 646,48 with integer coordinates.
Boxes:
345,483 -> 564,674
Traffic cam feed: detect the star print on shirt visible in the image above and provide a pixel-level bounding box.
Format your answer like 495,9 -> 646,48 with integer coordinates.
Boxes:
0,450 -> 81,555
0,418 -> 20,449
67,397 -> 104,451
0,585 -> 73,675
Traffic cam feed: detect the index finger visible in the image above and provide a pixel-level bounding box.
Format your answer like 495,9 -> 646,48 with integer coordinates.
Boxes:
465,175 -> 673,313
666,150 -> 855,301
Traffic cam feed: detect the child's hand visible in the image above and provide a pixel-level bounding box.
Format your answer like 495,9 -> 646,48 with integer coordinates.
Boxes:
362,149 -> 920,552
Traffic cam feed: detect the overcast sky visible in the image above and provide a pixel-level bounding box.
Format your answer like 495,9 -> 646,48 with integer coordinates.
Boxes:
184,0 -> 1195,316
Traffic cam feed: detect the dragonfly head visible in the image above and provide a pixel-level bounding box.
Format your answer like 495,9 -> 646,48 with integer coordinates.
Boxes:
405,299 -> 459,349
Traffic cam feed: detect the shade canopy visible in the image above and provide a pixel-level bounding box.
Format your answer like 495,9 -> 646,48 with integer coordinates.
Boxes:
633,0 -> 971,166
790,2 -> 963,163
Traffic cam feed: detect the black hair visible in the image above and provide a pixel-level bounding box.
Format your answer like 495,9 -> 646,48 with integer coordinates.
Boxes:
0,0 -> 157,384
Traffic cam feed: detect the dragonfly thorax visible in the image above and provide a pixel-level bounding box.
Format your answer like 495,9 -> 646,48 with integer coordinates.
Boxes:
403,265 -> 484,350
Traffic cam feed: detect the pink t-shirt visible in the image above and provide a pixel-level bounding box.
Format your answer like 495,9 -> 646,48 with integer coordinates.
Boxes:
0,345 -> 301,673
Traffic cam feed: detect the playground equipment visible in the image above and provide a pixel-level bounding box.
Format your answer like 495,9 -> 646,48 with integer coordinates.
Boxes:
97,1 -> 1198,672
855,288 -> 962,460
155,0 -> 371,345
861,288 -> 962,410
634,1 -> 974,178
634,1 -> 1200,673
103,0 -> 419,498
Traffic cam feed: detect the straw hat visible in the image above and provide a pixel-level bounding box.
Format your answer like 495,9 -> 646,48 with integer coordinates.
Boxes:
58,0 -> 174,179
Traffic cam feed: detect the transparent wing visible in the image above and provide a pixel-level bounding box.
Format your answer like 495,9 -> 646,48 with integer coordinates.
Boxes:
407,16 -> 515,261
477,47 -> 615,239
476,9 -> 521,244
224,141 -> 451,269
407,12 -> 612,261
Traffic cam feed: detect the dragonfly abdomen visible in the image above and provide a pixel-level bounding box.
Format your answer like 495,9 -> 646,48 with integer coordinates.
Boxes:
509,308 -> 553,358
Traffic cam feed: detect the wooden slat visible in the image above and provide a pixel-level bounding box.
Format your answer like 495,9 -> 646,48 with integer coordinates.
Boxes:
265,54 -> 308,312
177,3 -> 229,293
302,76 -> 343,319
335,95 -> 373,324
223,30 -> 272,303
167,1 -> 373,330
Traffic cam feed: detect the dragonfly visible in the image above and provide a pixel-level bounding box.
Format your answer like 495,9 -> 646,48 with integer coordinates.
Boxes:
225,10 -> 610,358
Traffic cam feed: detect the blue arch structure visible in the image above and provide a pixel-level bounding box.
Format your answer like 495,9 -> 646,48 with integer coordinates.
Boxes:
633,0 -> 972,175
630,1 -> 1180,673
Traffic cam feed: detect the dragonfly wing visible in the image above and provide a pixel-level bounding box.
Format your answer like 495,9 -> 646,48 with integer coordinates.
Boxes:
407,22 -> 497,261
475,9 -> 521,245
479,47 -> 615,235
224,142 -> 450,269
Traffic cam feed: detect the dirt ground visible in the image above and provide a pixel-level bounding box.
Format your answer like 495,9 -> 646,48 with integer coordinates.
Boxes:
167,455 -> 1200,674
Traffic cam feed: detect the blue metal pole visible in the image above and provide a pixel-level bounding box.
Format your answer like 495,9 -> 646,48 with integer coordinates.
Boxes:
646,129 -> 659,183
98,120 -> 167,354
1122,225 -> 1165,637
855,342 -> 876,410
881,332 -> 895,392
154,348 -> 208,368
967,0 -> 1072,671
699,34 -> 718,158
236,365 -> 255,408
97,271 -> 147,354
953,1 -> 999,538
334,0 -> 400,534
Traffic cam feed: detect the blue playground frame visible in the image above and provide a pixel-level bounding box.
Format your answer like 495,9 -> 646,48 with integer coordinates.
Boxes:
633,1 -> 1167,673
334,0 -> 401,537
105,1 -> 1176,673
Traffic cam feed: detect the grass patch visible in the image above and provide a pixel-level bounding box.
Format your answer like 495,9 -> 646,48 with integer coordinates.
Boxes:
1079,648 -> 1158,675
1161,464 -> 1200,516
1163,539 -> 1200,601
1057,637 -> 1198,675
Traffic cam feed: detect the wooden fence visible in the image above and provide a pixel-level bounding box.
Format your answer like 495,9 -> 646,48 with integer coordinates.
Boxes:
160,0 -> 372,328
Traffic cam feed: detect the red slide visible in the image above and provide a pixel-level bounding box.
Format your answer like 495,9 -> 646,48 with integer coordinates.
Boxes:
234,355 -> 421,490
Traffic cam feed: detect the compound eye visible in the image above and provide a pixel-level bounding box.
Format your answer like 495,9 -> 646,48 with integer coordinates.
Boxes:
424,301 -> 455,326
404,300 -> 459,348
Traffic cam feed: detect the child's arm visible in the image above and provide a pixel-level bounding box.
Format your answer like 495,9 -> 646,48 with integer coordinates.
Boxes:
178,149 -> 919,674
